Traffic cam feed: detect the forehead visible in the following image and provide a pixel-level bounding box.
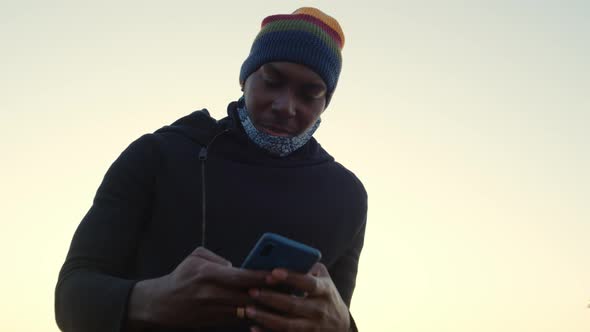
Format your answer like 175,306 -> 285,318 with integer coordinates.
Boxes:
261,62 -> 326,88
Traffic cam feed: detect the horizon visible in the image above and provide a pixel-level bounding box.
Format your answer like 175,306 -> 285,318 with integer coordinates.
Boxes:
1,1 -> 589,331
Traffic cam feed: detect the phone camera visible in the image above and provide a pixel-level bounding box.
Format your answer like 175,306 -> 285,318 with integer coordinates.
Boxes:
260,243 -> 275,256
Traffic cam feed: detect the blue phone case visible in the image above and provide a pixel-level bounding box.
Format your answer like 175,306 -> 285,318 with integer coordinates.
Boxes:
241,233 -> 322,273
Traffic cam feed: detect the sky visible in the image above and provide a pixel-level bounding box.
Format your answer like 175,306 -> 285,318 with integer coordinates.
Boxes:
1,0 -> 589,331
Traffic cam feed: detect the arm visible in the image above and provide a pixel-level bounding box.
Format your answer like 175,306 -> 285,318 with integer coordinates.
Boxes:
329,217 -> 367,307
55,134 -> 160,332
328,217 -> 367,332
55,135 -> 270,332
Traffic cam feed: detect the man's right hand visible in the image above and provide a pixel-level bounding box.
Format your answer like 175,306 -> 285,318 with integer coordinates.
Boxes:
127,247 -> 269,330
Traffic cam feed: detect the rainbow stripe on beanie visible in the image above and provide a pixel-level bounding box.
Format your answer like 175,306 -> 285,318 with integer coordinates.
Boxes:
240,7 -> 345,105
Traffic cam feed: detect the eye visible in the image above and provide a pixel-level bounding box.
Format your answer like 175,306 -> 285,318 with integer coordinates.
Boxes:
300,88 -> 325,103
301,93 -> 317,103
263,77 -> 282,88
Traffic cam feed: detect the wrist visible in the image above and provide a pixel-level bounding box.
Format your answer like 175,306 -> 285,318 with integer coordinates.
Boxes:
127,277 -> 167,329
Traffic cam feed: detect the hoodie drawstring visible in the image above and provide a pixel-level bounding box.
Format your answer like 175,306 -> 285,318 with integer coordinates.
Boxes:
198,129 -> 230,248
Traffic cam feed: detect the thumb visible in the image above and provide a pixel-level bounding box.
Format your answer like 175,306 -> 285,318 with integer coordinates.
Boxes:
190,247 -> 232,267
309,262 -> 329,278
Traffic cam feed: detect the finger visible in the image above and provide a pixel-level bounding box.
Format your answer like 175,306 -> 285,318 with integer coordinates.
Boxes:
250,325 -> 270,332
246,305 -> 310,332
194,284 -> 254,306
201,305 -> 257,327
249,325 -> 264,332
267,268 -> 327,296
168,304 -> 249,328
249,287 -> 319,318
265,274 -> 279,286
197,305 -> 240,325
208,266 -> 270,289
190,247 -> 232,266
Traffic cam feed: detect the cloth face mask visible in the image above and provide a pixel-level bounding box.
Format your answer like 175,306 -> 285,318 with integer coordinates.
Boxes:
237,102 -> 321,157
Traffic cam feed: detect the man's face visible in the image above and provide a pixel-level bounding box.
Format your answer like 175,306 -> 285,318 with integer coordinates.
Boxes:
242,62 -> 327,137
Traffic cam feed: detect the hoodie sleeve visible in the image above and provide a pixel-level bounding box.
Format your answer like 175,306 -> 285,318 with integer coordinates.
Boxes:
329,217 -> 366,331
55,134 -> 160,332
329,216 -> 366,306
328,178 -> 367,331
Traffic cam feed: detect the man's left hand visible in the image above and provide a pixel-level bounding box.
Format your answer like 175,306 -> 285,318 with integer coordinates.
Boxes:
245,263 -> 351,332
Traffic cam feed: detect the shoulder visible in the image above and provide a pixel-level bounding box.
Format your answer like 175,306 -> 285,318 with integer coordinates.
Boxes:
109,109 -> 222,171
96,133 -> 163,198
331,161 -> 368,205
152,109 -> 224,146
114,133 -> 162,166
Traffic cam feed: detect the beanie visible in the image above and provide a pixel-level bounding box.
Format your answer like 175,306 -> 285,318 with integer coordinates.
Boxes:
239,7 -> 345,105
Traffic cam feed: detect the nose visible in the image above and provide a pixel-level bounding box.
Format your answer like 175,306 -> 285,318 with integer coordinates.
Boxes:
271,89 -> 296,119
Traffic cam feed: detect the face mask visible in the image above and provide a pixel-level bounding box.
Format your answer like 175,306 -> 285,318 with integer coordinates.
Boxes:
237,103 -> 321,157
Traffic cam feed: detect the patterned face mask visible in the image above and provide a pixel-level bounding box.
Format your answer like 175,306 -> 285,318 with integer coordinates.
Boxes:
237,103 -> 321,157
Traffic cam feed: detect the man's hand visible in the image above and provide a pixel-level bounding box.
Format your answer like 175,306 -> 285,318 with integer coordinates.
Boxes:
127,247 -> 269,329
245,263 -> 351,332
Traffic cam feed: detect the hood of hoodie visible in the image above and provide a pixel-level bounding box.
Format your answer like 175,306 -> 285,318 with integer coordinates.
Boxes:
153,101 -> 335,167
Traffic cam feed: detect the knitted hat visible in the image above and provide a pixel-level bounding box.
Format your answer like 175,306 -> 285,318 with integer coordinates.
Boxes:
240,7 -> 345,105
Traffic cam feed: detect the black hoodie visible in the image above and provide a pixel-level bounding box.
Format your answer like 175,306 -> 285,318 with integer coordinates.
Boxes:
55,101 -> 367,332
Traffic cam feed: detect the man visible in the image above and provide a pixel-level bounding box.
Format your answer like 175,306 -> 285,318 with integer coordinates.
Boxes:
55,7 -> 367,332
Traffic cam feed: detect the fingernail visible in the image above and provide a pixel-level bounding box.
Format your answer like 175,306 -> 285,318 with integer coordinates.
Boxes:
272,268 -> 288,279
246,306 -> 256,318
249,288 -> 259,297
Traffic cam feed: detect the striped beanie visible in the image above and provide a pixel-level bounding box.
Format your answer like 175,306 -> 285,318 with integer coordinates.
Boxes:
239,7 -> 345,105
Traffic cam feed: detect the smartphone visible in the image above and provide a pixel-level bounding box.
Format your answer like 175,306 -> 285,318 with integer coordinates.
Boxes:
241,232 -> 322,274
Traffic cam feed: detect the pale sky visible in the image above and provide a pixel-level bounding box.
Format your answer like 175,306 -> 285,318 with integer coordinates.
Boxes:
1,1 -> 589,331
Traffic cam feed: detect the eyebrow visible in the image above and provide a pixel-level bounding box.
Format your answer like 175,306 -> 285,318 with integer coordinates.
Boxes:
264,63 -> 327,91
264,63 -> 283,78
